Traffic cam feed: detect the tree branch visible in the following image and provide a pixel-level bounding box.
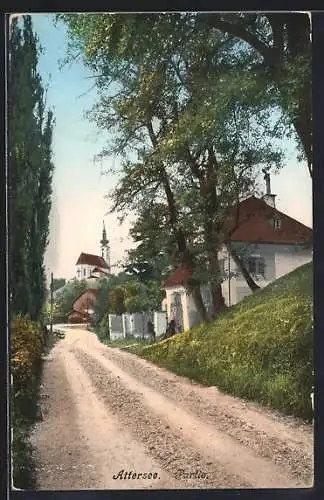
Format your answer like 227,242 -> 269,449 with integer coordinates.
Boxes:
199,14 -> 279,67
266,14 -> 285,55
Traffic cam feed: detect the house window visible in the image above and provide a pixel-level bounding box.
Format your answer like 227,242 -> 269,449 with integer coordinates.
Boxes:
247,256 -> 265,277
83,268 -> 86,276
273,218 -> 281,230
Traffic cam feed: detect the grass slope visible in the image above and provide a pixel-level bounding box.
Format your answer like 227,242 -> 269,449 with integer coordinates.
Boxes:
132,263 -> 313,421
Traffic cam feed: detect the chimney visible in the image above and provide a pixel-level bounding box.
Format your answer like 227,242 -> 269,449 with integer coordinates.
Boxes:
262,169 -> 276,208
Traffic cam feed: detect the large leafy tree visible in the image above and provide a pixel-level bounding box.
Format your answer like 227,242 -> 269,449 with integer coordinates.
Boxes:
58,12 -> 310,174
58,13 -> 287,318
92,274 -> 164,330
9,16 -> 55,321
124,202 -> 178,282
91,278 -> 109,327
52,278 -> 66,293
197,13 -> 311,176
124,280 -> 164,313
91,273 -> 133,324
55,279 -> 88,316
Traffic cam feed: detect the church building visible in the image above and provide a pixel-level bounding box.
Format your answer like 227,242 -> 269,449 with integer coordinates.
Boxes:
75,222 -> 111,280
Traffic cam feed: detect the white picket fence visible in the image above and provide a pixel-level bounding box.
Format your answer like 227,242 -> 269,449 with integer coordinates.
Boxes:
108,311 -> 167,341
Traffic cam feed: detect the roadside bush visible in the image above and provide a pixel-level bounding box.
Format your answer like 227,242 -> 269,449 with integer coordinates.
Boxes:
97,313 -> 110,341
11,315 -> 47,488
52,312 -> 68,324
11,420 -> 36,489
11,315 -> 45,403
133,263 -> 313,421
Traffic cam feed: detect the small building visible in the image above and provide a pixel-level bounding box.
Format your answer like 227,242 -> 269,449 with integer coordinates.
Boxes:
67,288 -> 99,323
163,176 -> 312,332
67,309 -> 88,324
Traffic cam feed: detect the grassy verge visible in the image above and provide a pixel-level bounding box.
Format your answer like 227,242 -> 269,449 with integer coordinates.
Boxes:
130,263 -> 313,421
91,323 -> 157,349
102,337 -> 156,349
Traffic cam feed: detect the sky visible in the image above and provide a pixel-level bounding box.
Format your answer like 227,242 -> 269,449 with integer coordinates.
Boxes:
30,13 -> 136,281
27,13 -> 312,281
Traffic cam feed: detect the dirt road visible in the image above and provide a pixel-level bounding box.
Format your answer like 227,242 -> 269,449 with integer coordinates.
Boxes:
30,327 -> 313,490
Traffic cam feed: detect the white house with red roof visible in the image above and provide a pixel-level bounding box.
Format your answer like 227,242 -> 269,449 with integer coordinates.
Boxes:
163,175 -> 312,332
75,222 -> 111,280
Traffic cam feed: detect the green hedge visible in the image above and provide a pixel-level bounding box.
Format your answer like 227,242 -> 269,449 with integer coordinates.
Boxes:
11,316 -> 45,402
133,263 -> 313,421
11,316 -> 47,488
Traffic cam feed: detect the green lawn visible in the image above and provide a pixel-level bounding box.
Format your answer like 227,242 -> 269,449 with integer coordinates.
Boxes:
102,337 -> 156,349
129,263 -> 313,421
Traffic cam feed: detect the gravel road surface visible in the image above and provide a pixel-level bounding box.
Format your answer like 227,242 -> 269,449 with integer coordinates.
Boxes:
30,327 -> 313,490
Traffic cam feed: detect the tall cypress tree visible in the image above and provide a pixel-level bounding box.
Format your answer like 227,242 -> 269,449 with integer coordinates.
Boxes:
8,16 -> 54,321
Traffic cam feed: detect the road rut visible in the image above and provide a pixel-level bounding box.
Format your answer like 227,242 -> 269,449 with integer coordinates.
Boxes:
30,327 -> 313,490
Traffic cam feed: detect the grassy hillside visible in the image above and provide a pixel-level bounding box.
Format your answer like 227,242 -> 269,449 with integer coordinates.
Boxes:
132,263 -> 313,421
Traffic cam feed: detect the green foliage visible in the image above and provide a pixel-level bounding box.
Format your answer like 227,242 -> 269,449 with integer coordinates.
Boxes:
105,278 -> 162,315
91,273 -> 164,340
11,315 -> 46,488
132,263 -> 313,420
52,312 -> 68,324
11,315 -> 45,406
58,12 -> 310,165
52,278 -> 66,292
91,277 -> 111,328
124,203 -> 178,282
55,279 -> 88,317
108,284 -> 128,315
98,313 -> 110,340
58,13 -> 290,316
124,280 -> 164,313
107,338 -> 155,349
11,423 -> 36,489
91,274 -> 134,328
43,300 -> 65,324
9,16 -> 55,321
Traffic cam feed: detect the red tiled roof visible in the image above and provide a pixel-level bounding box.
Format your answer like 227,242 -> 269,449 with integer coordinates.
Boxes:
85,288 -> 100,295
72,288 -> 99,311
164,196 -> 312,288
76,252 -> 108,269
224,196 -> 312,245
91,266 -> 109,275
163,265 -> 193,287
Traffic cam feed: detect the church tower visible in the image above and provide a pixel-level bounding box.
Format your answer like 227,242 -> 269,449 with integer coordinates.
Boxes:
100,220 -> 110,271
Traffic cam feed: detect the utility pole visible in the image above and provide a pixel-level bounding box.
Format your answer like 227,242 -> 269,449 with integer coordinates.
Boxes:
86,297 -> 89,330
228,244 -> 231,307
50,272 -> 53,335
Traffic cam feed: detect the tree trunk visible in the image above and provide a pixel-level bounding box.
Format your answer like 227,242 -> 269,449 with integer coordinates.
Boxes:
207,243 -> 226,315
211,281 -> 226,314
161,175 -> 208,321
269,14 -> 312,175
228,244 -> 260,292
190,281 -> 208,322
201,13 -> 312,177
202,147 -> 226,315
147,122 -> 208,322
286,13 -> 312,176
